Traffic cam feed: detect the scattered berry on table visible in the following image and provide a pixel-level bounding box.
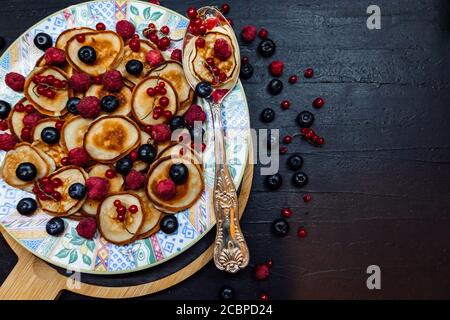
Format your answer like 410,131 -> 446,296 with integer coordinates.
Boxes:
304,68 -> 314,78
269,60 -> 284,77
296,111 -> 315,128
288,75 -> 298,84
264,173 -> 283,190
241,25 -> 257,43
258,28 -> 268,39
255,263 -> 270,280
313,97 -> 325,108
297,227 -> 307,238
280,100 -> 290,110
272,218 -> 290,236
281,207 -> 293,218
267,79 -> 283,95
219,286 -> 235,300
258,39 -> 276,57
260,108 -> 275,123
287,154 -> 303,171
303,194 -> 313,202
292,171 -> 308,188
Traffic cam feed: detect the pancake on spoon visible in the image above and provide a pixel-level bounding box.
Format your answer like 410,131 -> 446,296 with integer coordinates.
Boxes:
85,84 -> 132,116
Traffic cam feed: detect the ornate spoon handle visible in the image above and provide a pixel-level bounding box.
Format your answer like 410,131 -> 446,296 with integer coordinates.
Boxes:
209,101 -> 249,273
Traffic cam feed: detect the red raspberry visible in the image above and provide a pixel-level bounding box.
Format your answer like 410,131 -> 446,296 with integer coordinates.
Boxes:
155,179 -> 176,200
86,176 -> 109,200
76,217 -> 97,240
150,123 -> 172,143
116,20 -> 136,39
69,73 -> 91,93
213,38 -> 232,61
68,147 -> 92,167
184,104 -> 206,127
77,96 -> 101,119
125,170 -> 145,190
255,264 -> 270,280
145,49 -> 165,67
5,72 -> 25,92
22,113 -> 43,128
240,25 -> 257,43
269,61 -> 284,77
0,133 -> 17,151
170,49 -> 182,62
44,47 -> 66,66
102,70 -> 124,92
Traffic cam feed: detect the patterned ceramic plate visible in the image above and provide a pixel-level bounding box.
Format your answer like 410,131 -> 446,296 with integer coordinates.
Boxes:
0,0 -> 250,274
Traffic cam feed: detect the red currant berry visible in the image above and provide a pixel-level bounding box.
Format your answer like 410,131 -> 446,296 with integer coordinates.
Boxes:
0,120 -> 8,131
279,146 -> 288,154
51,178 -> 63,188
288,75 -> 298,84
25,104 -> 35,113
144,125 -> 152,133
258,28 -> 268,39
130,150 -> 139,161
221,3 -> 230,14
93,76 -> 102,85
61,157 -> 70,166
280,100 -> 290,110
303,194 -> 312,202
158,36 -> 171,50
297,227 -> 307,238
304,68 -> 314,78
281,207 -> 293,218
76,34 -> 85,43
313,97 -> 325,108
149,33 -> 159,44
163,110 -> 173,119
283,135 -> 293,144
195,37 -> 205,48
147,87 -> 156,96
316,137 -> 325,146
132,33 -> 140,39
117,213 -> 125,222
129,39 -> 141,52
259,293 -> 269,301
129,205 -> 138,214
105,169 -> 116,179
266,259 -> 273,268
52,191 -> 62,201
198,25 -> 207,36
159,96 -> 169,107
160,25 -> 170,35
148,23 -> 156,29
186,7 -> 198,20
242,56 -> 249,64
96,22 -> 106,31
113,199 -> 122,207
55,121 -> 64,131
117,205 -> 126,215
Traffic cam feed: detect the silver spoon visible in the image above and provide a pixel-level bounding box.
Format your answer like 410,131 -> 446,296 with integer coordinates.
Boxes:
182,6 -> 249,273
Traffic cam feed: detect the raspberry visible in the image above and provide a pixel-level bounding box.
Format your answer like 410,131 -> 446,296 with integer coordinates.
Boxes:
0,133 -> 17,151
76,217 -> 97,240
269,61 -> 284,77
5,72 -> 25,92
184,104 -> 206,127
69,73 -> 91,93
102,70 -> 124,92
44,47 -> 66,66
155,179 -> 176,200
170,49 -> 182,62
241,25 -> 257,43
22,113 -> 43,128
125,170 -> 145,190
116,20 -> 136,39
150,123 -> 172,143
145,49 -> 165,67
77,96 -> 101,119
214,38 -> 232,61
86,176 -> 109,200
68,147 -> 92,167
255,264 -> 270,280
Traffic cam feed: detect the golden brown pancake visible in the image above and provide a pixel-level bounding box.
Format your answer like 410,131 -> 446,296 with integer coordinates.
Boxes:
31,118 -> 68,167
7,98 -> 30,140
85,84 -> 132,116
56,27 -> 94,50
61,116 -> 92,151
134,189 -> 162,239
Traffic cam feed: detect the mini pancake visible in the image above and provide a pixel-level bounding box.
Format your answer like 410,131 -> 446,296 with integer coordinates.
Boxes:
131,76 -> 178,126
97,192 -> 144,245
85,84 -> 132,116
0,143 -> 53,190
7,98 -> 31,140
134,190 -> 162,239
146,156 -> 204,213
31,118 -> 68,166
80,164 -> 124,217
158,142 -> 202,165
61,116 -> 92,151
149,61 -> 194,115
65,30 -> 124,76
24,66 -> 71,117
56,27 -> 94,50
116,39 -> 156,86
83,116 -> 140,163
37,165 -> 88,216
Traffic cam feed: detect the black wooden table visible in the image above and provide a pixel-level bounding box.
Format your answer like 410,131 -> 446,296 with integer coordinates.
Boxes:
0,0 -> 449,299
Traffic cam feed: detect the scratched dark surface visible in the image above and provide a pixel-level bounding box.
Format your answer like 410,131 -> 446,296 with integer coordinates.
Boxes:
0,0 -> 449,300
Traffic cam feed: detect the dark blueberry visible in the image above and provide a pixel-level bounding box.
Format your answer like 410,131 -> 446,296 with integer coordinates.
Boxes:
271,218 -> 289,237
41,127 -> 60,144
219,286 -> 235,300
267,79 -> 283,95
195,81 -> 213,99
169,116 -> 186,131
46,217 -> 65,236
258,39 -> 276,58
0,36 -> 5,50
169,163 -> 189,184
68,183 -> 86,200
66,97 -> 80,115
0,100 -> 12,119
292,171 -> 308,188
264,173 -> 282,190
287,154 -> 303,171
160,215 -> 179,234
240,63 -> 254,80
33,32 -> 52,51
101,95 -> 120,113
115,156 -> 133,175
16,162 -> 37,181
296,111 -> 315,128
16,198 -> 37,216
189,126 -> 205,143
78,46 -> 96,64
260,108 -> 275,123
138,144 -> 157,164
125,59 -> 144,75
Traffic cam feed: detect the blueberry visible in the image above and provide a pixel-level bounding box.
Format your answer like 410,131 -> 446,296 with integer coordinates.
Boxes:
66,97 -> 80,115
258,39 -> 276,57
160,215 -> 178,234
271,218 -> 289,237
264,173 -> 282,190
267,79 -> 283,95
16,162 -> 37,181
296,111 -> 315,128
195,81 -> 213,99
33,32 -> 52,51
78,46 -> 96,64
260,108 -> 275,123
0,100 -> 11,119
219,286 -> 235,300
125,59 -> 144,75
240,63 -> 254,80
169,116 -> 186,131
115,156 -> 133,175
16,198 -> 37,216
169,163 -> 189,184
68,183 -> 86,200
189,126 -> 205,143
138,144 -> 157,164
41,127 -> 60,144
287,154 -> 303,171
292,172 -> 308,188
46,217 -> 65,236
101,95 -> 120,113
